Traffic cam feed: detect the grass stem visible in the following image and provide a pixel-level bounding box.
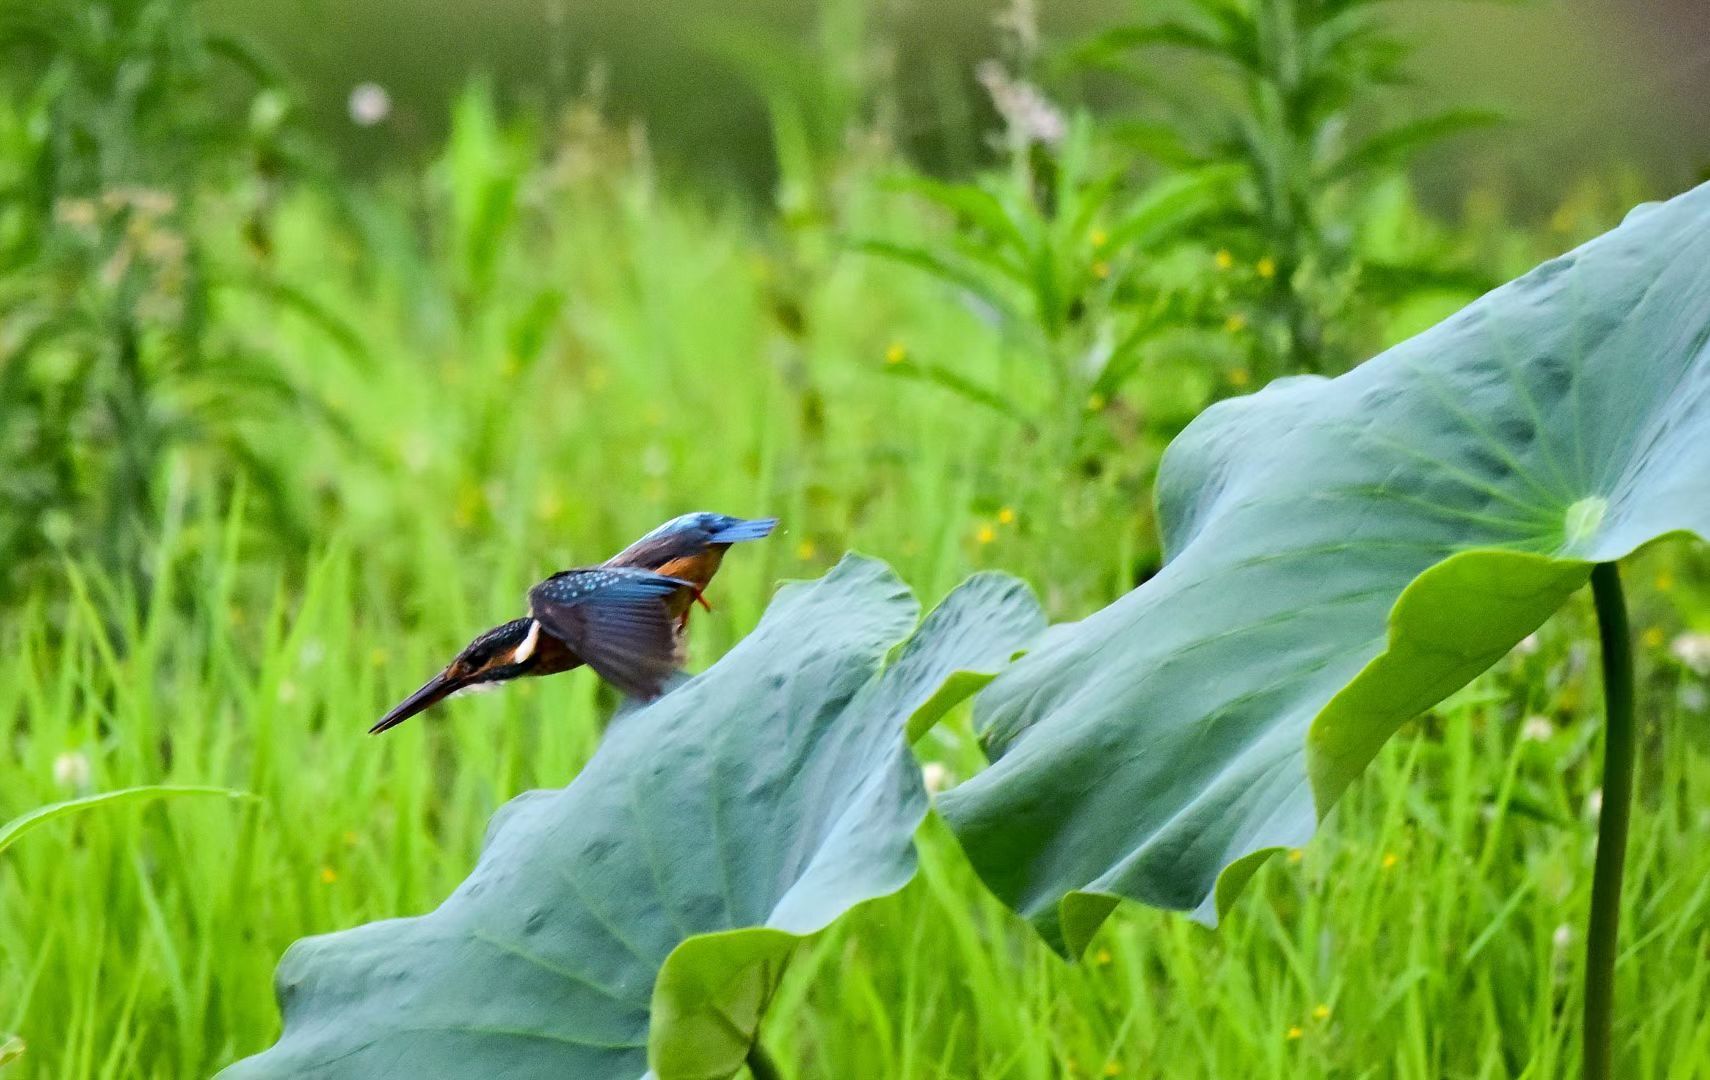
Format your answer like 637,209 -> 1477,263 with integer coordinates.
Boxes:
747,1041 -> 784,1080
1584,561 -> 1635,1080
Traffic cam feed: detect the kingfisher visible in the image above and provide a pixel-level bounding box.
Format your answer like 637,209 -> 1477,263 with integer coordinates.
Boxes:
370,513 -> 777,734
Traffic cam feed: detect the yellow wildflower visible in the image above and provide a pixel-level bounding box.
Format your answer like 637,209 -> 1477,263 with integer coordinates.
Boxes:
1090,228 -> 1109,249
1286,1026 -> 1303,1041
1229,368 -> 1251,388
975,524 -> 996,546
453,482 -> 483,528
1092,260 -> 1111,280
319,867 -> 338,885
1642,626 -> 1665,649
1094,947 -> 1113,966
1224,313 -> 1248,334
997,507 -> 1017,525
1214,249 -> 1234,270
796,540 -> 817,561
1381,852 -> 1400,871
1313,1003 -> 1331,1021
885,343 -> 908,365
1086,392 -> 1106,412
1103,1063 -> 1121,1077
1287,848 -> 1303,863
1256,256 -> 1277,279
1655,570 -> 1675,592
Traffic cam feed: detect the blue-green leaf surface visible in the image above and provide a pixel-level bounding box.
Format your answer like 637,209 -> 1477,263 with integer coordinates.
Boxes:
939,183 -> 1710,955
223,557 -> 1043,1079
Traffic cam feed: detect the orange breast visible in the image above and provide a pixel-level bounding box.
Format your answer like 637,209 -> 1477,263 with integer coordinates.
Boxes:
654,549 -> 727,590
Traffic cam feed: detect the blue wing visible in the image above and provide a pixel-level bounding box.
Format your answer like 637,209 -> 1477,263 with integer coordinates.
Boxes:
527,568 -> 691,699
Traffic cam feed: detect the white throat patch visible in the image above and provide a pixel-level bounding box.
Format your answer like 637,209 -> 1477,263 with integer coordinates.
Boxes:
511,619 -> 542,664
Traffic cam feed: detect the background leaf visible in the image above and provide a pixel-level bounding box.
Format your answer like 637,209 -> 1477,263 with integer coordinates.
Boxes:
939,183 -> 1710,955
223,557 -> 1044,1080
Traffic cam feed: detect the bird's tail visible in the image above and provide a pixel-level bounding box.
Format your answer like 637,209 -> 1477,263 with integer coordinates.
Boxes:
709,517 -> 778,543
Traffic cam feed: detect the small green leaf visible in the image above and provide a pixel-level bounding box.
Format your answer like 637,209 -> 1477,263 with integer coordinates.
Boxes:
878,175 -> 1029,258
846,238 -> 1023,328
940,182 -> 1710,954
881,358 -> 1035,427
1103,165 -> 1241,252
0,785 -> 252,857
1325,109 -> 1504,183
0,1035 -> 24,1068
1068,20 -> 1235,68
223,557 -> 1043,1079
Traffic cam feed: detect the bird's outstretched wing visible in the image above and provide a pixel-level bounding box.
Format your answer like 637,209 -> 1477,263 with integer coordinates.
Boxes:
527,568 -> 689,700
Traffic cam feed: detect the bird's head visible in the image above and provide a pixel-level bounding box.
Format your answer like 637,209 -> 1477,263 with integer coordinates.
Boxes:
371,618 -> 540,734
607,512 -> 779,570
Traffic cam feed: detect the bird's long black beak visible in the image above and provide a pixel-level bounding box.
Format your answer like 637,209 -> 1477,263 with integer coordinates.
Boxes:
370,671 -> 461,735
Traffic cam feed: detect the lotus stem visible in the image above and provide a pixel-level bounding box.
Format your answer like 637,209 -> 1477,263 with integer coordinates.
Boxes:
1584,561 -> 1635,1080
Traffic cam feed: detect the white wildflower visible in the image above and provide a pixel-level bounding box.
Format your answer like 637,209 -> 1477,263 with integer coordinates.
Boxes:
1669,632 -> 1710,675
1520,715 -> 1553,742
348,83 -> 392,127
921,762 -> 953,795
976,61 -> 1065,148
53,197 -> 98,231
52,750 -> 91,791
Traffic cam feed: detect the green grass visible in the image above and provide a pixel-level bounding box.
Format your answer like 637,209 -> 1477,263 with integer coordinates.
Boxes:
4,73 -> 1710,1080
7,514 -> 1710,1078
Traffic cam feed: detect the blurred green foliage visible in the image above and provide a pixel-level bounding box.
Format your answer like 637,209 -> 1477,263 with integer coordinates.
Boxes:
0,0 -> 1669,608
0,0 -> 345,602
1073,0 -> 1499,377
857,0 -> 1495,534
